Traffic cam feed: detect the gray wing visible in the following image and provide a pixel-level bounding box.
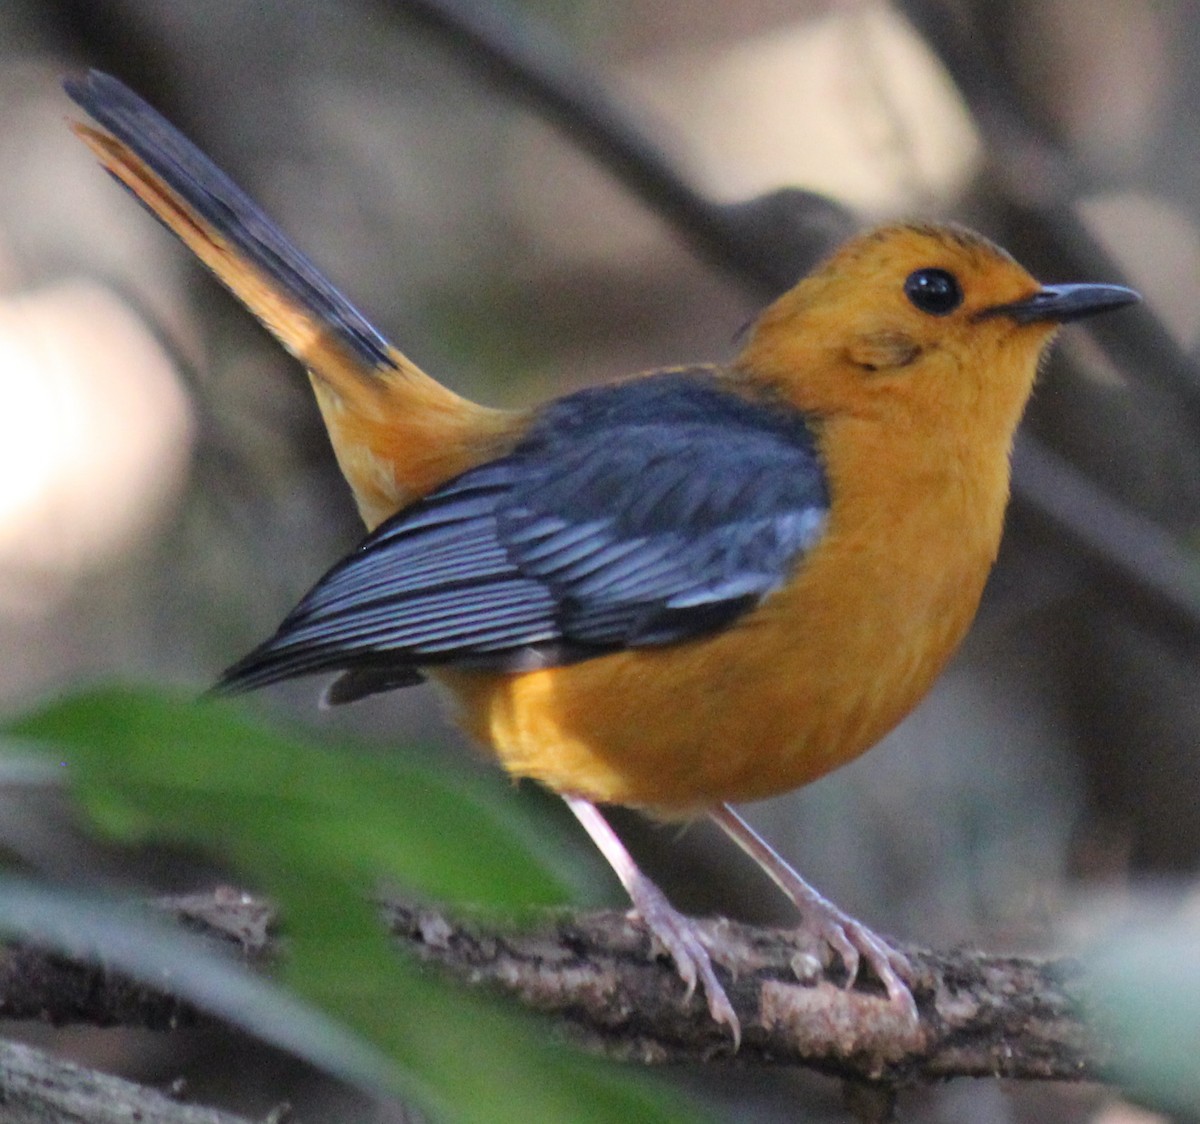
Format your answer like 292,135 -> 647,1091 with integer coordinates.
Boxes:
217,373 -> 829,701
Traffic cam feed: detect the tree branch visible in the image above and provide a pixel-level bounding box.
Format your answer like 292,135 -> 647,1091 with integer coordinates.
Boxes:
894,0 -> 1200,419
0,890 -> 1114,1086
382,901 -> 1109,1083
1012,434 -> 1200,637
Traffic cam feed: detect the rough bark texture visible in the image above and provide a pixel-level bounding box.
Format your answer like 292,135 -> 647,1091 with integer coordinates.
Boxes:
0,891 -> 1111,1088
376,900 -> 1110,1083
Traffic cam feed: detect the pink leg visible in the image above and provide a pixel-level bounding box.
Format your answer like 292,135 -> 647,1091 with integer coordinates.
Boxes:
564,794 -> 740,1043
710,803 -> 918,1022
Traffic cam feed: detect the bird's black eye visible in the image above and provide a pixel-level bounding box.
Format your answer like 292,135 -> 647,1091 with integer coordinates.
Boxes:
904,268 -> 963,316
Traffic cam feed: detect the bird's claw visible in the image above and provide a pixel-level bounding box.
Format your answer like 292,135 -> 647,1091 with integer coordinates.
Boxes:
708,806 -> 920,1023
805,904 -> 918,1023
627,877 -> 741,1046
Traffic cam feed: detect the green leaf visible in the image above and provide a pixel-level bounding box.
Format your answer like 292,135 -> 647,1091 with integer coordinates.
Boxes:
10,684 -> 579,909
5,685 -> 704,1124
1086,910 -> 1200,1115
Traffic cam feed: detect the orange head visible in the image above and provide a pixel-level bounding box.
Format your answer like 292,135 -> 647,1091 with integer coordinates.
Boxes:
735,222 -> 1137,445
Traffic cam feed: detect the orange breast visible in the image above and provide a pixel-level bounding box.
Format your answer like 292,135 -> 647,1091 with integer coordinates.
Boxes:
436,409 -> 1015,814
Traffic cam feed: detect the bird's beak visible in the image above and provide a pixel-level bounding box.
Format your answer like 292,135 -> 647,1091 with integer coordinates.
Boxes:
977,282 -> 1141,325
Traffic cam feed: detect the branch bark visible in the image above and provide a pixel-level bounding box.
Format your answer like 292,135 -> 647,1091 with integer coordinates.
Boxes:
0,891 -> 1114,1087
382,901 -> 1109,1084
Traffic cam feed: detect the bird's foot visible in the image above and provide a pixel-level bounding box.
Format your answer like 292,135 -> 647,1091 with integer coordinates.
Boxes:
561,795 -> 740,1043
623,868 -> 741,1046
792,891 -> 917,1022
709,803 -> 919,1022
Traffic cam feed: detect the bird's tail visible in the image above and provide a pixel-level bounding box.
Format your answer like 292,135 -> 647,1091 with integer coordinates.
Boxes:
65,71 -> 513,528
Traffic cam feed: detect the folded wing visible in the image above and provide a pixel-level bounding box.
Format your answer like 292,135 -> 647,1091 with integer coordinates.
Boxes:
217,373 -> 829,701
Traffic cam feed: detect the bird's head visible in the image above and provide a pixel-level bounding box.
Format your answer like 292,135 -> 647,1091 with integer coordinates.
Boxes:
735,222 -> 1138,438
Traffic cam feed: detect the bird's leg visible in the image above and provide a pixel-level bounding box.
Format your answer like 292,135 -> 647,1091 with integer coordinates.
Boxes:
709,803 -> 918,1022
563,794 -> 740,1043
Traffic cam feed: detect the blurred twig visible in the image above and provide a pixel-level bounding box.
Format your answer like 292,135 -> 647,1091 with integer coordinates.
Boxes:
0,1037 -> 256,1124
1015,434 -> 1200,633
386,0 -> 855,294
389,0 -> 1200,632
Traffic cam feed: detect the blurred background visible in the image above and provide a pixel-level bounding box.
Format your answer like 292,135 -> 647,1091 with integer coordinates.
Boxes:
0,0 -> 1196,1121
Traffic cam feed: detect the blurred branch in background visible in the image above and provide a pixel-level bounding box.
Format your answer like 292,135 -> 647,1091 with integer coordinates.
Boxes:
387,0 -> 857,296
897,0 -> 1200,414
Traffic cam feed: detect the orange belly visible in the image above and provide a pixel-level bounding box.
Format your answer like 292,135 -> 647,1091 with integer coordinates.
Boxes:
437,503 -> 993,813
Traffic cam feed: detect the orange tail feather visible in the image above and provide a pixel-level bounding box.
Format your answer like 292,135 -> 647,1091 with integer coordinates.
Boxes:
67,73 -> 516,526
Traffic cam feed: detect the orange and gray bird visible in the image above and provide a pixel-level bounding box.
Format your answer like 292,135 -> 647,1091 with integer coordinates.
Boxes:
65,70 -> 1139,1039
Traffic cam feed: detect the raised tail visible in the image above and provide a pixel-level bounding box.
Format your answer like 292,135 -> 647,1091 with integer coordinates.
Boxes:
65,71 -> 516,528
65,71 -> 394,377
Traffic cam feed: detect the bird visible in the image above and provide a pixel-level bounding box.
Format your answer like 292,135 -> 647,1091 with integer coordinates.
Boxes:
65,70 -> 1139,1043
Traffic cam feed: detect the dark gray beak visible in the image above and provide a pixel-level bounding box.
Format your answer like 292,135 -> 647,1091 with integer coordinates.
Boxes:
978,282 -> 1141,325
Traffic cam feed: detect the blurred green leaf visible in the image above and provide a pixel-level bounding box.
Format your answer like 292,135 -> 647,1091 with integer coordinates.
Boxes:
9,684 -> 577,908
1087,910 -> 1200,1116
4,685 -> 703,1124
